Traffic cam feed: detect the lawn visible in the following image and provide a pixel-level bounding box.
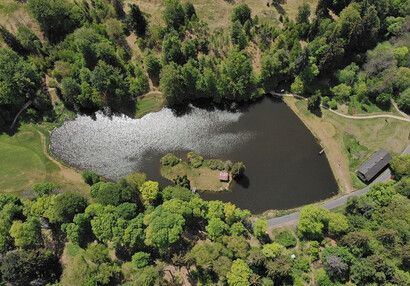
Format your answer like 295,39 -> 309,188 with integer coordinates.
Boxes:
0,124 -> 89,198
283,96 -> 410,193
135,92 -> 165,118
126,0 -> 316,30
161,162 -> 231,191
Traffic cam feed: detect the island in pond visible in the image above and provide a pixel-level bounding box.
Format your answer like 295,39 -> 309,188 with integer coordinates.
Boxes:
160,152 -> 245,192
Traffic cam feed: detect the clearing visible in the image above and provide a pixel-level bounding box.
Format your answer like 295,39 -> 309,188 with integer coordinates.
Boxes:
0,124 -> 89,197
126,0 -> 318,30
135,92 -> 165,118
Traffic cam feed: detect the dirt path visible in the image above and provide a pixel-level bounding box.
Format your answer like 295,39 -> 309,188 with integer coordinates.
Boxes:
391,98 -> 409,119
270,92 -> 410,122
37,130 -> 85,185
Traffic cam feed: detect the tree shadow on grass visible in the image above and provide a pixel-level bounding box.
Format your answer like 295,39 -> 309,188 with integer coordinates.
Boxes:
272,0 -> 286,15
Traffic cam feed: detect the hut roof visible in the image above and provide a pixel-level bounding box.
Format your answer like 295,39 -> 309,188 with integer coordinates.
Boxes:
219,172 -> 229,181
357,148 -> 392,181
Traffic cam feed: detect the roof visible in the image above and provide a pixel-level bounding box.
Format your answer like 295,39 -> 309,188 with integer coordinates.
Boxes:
219,172 -> 229,181
357,148 -> 392,181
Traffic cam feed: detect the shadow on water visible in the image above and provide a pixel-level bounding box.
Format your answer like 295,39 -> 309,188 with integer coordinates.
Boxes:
50,96 -> 338,213
235,175 -> 250,189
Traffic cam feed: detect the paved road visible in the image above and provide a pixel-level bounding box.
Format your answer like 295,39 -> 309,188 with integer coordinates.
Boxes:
267,143 -> 410,227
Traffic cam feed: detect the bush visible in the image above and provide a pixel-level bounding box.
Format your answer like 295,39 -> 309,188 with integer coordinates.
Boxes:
321,96 -> 330,106
132,252 -> 150,268
390,154 -> 410,180
224,160 -> 233,171
307,94 -> 321,111
302,273 -> 311,282
231,162 -> 246,179
145,54 -> 162,78
314,269 -> 333,286
187,152 -> 203,168
276,230 -> 297,248
173,175 -> 190,189
296,257 -> 311,272
160,153 -> 180,166
32,182 -> 59,197
208,159 -> 225,170
82,170 -> 100,185
329,100 -> 337,109
310,241 -> 320,262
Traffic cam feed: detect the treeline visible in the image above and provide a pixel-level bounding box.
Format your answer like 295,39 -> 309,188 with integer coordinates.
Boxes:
0,154 -> 409,285
0,0 -> 409,127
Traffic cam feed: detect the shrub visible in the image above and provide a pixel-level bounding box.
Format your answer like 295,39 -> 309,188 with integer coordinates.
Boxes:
173,175 -> 190,189
262,243 -> 285,259
302,273 -> 311,282
32,182 -> 59,197
296,257 -> 311,272
208,159 -> 225,170
390,154 -> 410,180
329,100 -> 337,109
187,152 -> 203,168
82,170 -> 100,185
224,160 -> 233,171
231,162 -> 246,179
230,222 -> 245,236
321,96 -> 330,106
307,94 -> 321,111
160,153 -> 180,166
310,241 -> 320,262
132,252 -> 150,268
125,172 -> 146,191
276,230 -> 297,248
314,269 -> 333,286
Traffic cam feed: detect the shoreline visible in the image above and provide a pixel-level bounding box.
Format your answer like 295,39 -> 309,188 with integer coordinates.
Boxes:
9,93 -> 406,215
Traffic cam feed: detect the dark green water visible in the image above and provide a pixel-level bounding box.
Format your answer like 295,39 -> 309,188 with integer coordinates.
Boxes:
51,97 -> 337,213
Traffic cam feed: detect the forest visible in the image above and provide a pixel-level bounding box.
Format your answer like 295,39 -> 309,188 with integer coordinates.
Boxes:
0,0 -> 409,127
0,154 -> 408,285
0,0 -> 409,285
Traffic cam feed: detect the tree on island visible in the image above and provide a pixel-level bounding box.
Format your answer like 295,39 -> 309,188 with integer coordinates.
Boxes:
173,175 -> 190,189
231,162 -> 246,179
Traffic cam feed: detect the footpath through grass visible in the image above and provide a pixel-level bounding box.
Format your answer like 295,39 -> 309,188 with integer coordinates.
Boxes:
283,97 -> 410,192
0,124 -> 89,197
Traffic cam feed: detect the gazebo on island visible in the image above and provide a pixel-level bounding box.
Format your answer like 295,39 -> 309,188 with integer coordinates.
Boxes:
219,172 -> 229,182
357,148 -> 392,182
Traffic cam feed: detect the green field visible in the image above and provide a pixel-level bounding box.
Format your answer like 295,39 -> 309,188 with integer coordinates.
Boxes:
135,92 -> 165,118
284,97 -> 410,192
0,125 -> 89,197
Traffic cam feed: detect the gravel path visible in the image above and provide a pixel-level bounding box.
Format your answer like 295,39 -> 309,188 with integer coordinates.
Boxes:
266,143 -> 410,227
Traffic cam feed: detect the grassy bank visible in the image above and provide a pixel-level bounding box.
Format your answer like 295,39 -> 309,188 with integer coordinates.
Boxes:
135,92 -> 165,119
283,96 -> 410,192
0,124 -> 89,197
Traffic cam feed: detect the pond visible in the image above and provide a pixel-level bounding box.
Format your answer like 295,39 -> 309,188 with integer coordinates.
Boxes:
50,97 -> 338,213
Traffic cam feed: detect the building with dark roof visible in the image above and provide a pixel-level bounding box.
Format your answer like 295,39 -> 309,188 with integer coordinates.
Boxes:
357,148 -> 392,182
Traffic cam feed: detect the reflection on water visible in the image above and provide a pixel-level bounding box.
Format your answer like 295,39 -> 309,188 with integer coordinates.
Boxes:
51,98 -> 337,213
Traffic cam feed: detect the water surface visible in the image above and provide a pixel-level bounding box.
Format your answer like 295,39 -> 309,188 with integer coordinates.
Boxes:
51,98 -> 337,213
